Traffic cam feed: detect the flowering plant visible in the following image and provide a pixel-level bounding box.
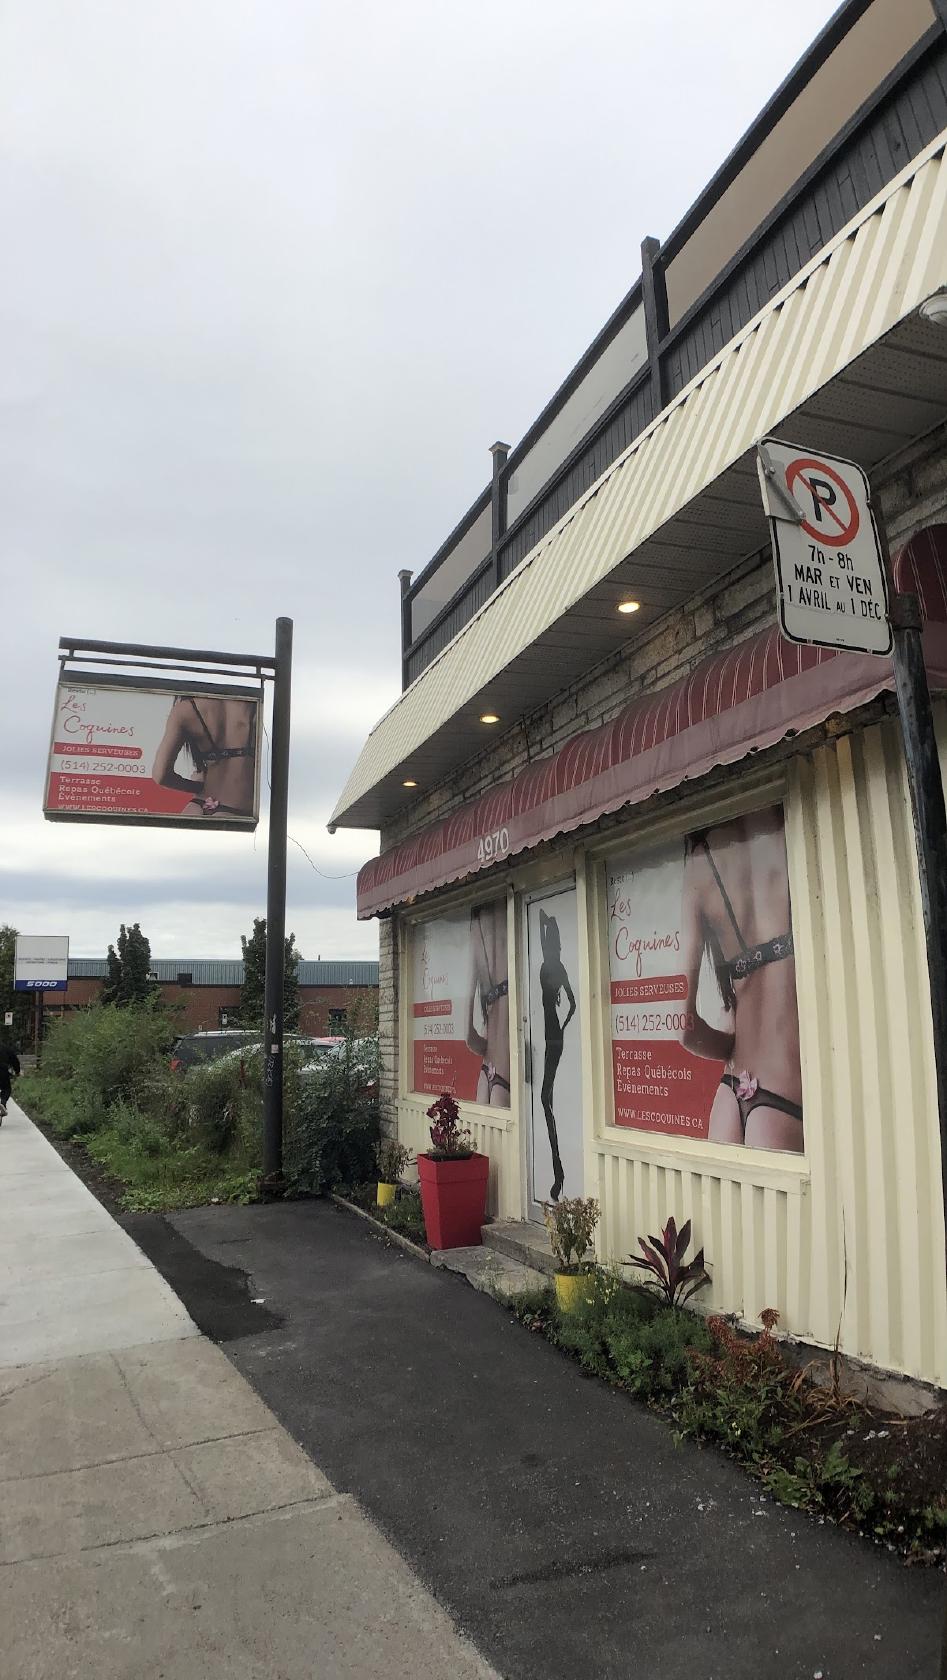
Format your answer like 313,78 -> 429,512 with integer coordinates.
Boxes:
543,1196 -> 600,1273
376,1137 -> 411,1184
425,1091 -> 472,1158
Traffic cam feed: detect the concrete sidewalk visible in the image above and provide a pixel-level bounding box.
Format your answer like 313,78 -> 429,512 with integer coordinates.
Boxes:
0,1104 -> 496,1680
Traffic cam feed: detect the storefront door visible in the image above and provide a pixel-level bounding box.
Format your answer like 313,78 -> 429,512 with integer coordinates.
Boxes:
524,884 -> 584,1221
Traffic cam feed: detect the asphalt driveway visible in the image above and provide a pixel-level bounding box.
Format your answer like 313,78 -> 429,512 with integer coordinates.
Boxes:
123,1198 -> 942,1680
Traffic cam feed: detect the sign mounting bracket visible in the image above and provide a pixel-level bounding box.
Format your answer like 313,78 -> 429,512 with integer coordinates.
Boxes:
757,442 -> 804,524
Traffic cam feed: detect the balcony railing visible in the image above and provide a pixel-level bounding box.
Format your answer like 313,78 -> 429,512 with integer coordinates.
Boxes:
401,15 -> 947,691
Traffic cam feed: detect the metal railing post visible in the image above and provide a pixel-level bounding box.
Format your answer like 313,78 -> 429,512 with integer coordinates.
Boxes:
399,570 -> 413,690
641,235 -> 670,417
490,441 -> 510,589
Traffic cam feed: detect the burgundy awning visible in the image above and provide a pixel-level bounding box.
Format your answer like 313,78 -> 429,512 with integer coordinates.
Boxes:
357,527 -> 947,918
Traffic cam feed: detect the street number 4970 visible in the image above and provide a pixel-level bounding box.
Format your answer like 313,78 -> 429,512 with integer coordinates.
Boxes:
477,827 -> 510,865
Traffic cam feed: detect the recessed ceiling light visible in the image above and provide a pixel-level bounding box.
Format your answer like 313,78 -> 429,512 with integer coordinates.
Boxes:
402,779 -> 417,788
919,292 -> 947,326
617,599 -> 641,615
479,712 -> 500,725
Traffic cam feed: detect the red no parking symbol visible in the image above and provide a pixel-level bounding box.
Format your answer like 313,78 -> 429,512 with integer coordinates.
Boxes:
785,456 -> 861,547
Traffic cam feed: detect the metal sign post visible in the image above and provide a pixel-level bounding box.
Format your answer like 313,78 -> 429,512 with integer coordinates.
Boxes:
53,627 -> 291,1186
880,567 -> 947,1680
758,440 -> 947,1678
33,992 -> 44,1067
262,617 -> 293,1188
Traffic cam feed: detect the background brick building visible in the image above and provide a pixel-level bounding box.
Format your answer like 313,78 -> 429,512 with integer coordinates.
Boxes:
52,958 -> 378,1035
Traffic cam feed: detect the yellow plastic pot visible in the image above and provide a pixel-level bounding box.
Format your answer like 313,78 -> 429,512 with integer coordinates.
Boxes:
554,1271 -> 592,1313
376,1182 -> 397,1209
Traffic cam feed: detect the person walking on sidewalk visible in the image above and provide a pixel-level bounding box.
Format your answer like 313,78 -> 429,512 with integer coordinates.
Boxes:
0,1042 -> 21,1120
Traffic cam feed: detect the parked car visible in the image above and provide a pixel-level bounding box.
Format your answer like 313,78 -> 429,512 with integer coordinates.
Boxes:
298,1037 -> 378,1097
217,1035 -> 344,1075
170,1030 -> 258,1072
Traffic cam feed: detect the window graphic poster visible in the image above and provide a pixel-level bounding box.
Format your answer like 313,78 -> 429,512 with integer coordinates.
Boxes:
606,806 -> 803,1153
526,887 -> 583,1210
410,900 -> 510,1106
44,679 -> 261,830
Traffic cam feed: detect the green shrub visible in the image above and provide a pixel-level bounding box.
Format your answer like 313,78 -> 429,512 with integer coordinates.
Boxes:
285,1029 -> 380,1194
40,1001 -> 177,1116
90,1105 -> 170,1162
182,1054 -> 262,1157
510,1265 -> 711,1400
676,1310 -> 796,1461
506,1283 -> 556,1327
287,1090 -> 379,1193
606,1307 -> 711,1396
18,1073 -> 99,1139
19,1001 -> 264,1210
381,1188 -> 425,1244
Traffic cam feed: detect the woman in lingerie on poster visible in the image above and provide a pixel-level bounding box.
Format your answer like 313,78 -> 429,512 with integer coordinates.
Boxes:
678,805 -> 803,1153
152,695 -> 257,819
466,903 -> 511,1106
538,908 -> 576,1200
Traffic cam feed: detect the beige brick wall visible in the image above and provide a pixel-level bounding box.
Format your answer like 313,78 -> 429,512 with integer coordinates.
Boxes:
377,916 -> 400,1134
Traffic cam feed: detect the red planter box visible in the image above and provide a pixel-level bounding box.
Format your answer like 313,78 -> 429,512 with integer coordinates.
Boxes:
417,1152 -> 489,1249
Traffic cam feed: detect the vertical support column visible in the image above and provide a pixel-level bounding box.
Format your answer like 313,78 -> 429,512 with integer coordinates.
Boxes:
873,499 -> 947,1679
33,992 -> 44,1068
490,441 -> 510,590
641,235 -> 670,417
889,595 -> 947,1227
262,616 -> 293,1186
399,569 -> 413,691
890,593 -> 947,1680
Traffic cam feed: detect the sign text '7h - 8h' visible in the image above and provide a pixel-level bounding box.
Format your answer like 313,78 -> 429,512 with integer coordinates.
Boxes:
757,437 -> 892,656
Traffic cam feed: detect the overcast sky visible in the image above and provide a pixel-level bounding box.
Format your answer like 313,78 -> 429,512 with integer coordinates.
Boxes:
1,0 -> 842,961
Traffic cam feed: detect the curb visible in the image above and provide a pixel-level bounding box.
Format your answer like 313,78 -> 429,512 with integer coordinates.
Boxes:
331,1193 -> 431,1264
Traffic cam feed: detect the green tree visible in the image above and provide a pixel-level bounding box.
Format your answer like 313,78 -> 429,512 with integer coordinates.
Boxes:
0,926 -> 33,1048
101,923 -> 156,1007
239,917 -> 300,1030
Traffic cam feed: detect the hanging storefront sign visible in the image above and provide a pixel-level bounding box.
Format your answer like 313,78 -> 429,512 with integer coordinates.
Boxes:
606,805 -> 803,1154
43,677 -> 261,831
409,900 -> 509,1105
757,436 -> 892,656
14,935 -> 69,992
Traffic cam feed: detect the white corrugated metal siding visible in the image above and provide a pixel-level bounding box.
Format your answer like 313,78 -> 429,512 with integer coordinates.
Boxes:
589,715 -> 947,1385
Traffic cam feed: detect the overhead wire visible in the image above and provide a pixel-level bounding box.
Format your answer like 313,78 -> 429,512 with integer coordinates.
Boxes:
261,719 -> 360,879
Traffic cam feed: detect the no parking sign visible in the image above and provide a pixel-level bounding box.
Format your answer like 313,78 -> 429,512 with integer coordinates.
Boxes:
757,437 -> 892,655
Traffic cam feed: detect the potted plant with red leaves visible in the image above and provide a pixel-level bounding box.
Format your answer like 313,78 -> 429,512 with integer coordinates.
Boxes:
417,1091 -> 489,1250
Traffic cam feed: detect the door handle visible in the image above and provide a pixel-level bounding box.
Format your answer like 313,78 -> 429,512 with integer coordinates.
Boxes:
524,1040 -> 532,1085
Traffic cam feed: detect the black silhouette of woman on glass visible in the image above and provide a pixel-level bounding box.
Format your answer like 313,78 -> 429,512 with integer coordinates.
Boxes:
539,909 -> 576,1202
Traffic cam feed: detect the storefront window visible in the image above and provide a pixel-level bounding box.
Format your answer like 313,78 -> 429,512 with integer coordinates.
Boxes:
606,804 -> 803,1153
409,900 -> 510,1107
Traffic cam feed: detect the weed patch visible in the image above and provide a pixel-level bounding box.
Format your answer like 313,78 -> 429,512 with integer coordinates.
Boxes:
502,1281 -> 947,1563
345,1181 -> 428,1248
